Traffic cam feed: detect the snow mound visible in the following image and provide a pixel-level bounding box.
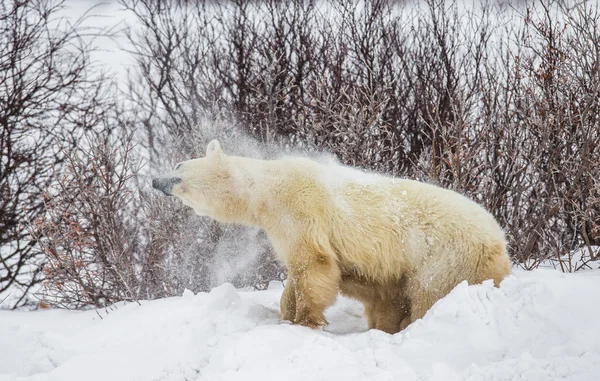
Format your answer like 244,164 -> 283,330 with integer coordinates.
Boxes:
1,270 -> 599,381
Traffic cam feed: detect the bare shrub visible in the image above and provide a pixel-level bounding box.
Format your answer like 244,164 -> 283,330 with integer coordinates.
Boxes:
31,131 -> 141,308
0,0 -> 115,308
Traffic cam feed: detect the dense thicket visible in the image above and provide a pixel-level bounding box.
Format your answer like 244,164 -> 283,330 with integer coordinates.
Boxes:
125,0 -> 599,273
1,0 -> 598,308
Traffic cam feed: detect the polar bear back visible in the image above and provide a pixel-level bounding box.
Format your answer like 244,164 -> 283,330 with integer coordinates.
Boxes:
269,157 -> 508,288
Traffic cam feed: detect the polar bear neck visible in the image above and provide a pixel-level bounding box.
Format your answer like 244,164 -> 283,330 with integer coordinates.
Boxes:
226,156 -> 287,229
226,155 -> 318,234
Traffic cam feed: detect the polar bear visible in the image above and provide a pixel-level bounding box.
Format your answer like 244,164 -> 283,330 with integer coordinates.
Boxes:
152,140 -> 511,334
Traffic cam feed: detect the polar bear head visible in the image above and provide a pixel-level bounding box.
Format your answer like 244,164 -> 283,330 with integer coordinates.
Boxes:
152,140 -> 248,221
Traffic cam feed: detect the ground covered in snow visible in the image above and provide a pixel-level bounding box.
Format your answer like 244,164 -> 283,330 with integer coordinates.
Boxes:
1,269 -> 599,381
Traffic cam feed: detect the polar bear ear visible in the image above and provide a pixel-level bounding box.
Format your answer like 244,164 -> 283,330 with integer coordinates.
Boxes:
206,139 -> 222,156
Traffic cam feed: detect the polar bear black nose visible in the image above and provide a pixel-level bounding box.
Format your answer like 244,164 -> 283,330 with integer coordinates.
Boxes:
152,177 -> 181,196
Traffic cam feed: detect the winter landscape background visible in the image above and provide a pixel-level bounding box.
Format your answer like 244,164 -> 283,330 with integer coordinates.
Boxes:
1,0 -> 599,380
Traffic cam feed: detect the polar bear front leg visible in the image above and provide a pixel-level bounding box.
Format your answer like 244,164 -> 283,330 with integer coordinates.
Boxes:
280,280 -> 297,322
287,242 -> 341,329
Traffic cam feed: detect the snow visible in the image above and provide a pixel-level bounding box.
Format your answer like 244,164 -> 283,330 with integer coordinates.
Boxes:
3,2 -> 598,380
1,269 -> 599,381
537,246 -> 600,273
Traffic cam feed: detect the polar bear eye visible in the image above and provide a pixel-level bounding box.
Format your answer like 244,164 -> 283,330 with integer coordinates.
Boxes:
175,163 -> 182,171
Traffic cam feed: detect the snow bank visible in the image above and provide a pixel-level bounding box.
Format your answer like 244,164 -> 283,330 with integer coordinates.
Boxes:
1,269 -> 599,381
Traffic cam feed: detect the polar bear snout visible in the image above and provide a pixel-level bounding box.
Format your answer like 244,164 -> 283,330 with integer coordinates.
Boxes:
152,177 -> 181,196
